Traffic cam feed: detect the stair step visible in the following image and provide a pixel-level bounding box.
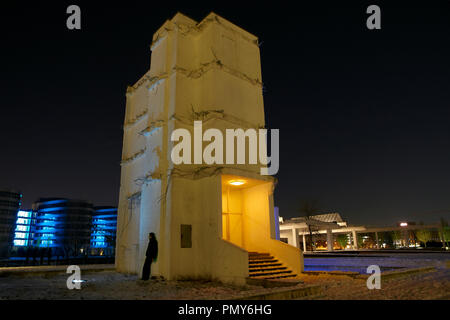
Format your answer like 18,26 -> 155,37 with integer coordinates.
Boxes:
249,270 -> 294,278
249,256 -> 275,260
249,258 -> 278,264
248,251 -> 296,280
260,274 -> 297,280
250,270 -> 293,277
249,266 -> 287,272
248,262 -> 283,269
249,263 -> 283,268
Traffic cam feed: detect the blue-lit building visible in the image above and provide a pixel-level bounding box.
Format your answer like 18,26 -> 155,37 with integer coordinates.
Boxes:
13,210 -> 33,247
31,198 -> 94,255
0,189 -> 22,256
3,193 -> 118,262
91,207 -> 117,256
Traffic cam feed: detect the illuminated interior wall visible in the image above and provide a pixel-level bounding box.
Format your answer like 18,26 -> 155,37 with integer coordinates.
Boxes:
221,177 -> 272,251
243,183 -> 276,250
221,188 -> 244,247
221,175 -> 304,275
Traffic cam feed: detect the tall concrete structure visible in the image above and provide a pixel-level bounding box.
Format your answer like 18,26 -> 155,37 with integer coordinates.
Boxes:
116,12 -> 302,284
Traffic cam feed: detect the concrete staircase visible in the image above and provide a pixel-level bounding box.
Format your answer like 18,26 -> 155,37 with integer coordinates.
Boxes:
248,252 -> 297,280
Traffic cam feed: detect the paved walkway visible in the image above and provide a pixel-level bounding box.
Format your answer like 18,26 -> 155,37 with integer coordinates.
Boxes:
0,264 -> 115,276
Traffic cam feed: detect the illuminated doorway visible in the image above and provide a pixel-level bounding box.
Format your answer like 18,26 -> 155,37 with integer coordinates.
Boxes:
222,179 -> 245,247
221,174 -> 274,250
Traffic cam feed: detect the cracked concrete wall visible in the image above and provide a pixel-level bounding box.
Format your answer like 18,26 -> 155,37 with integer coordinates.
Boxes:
116,12 -> 286,284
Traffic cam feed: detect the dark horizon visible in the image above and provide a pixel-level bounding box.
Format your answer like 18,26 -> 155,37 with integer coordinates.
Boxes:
1,1 -> 450,227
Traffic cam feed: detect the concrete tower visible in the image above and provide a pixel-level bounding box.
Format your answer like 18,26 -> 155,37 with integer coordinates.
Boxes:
116,12 -> 302,284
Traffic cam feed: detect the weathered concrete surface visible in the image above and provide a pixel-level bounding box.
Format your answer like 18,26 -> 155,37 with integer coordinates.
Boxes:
116,11 -> 302,285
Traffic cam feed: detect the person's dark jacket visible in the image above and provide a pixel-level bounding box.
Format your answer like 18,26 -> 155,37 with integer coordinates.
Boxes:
146,238 -> 158,260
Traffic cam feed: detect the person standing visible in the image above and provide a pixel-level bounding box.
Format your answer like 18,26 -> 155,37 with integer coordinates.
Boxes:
141,233 -> 158,281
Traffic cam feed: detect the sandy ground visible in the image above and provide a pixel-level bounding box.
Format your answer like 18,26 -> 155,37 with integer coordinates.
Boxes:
0,272 -> 275,300
298,269 -> 450,300
300,252 -> 449,299
0,253 -> 448,300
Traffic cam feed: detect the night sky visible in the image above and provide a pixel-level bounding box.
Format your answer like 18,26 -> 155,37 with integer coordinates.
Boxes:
1,1 -> 449,226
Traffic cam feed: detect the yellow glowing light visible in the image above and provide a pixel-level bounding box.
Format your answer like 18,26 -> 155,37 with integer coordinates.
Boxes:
400,222 -> 408,227
228,180 -> 246,186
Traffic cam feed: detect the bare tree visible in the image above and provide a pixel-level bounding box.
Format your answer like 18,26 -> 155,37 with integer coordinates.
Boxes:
299,200 -> 321,251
